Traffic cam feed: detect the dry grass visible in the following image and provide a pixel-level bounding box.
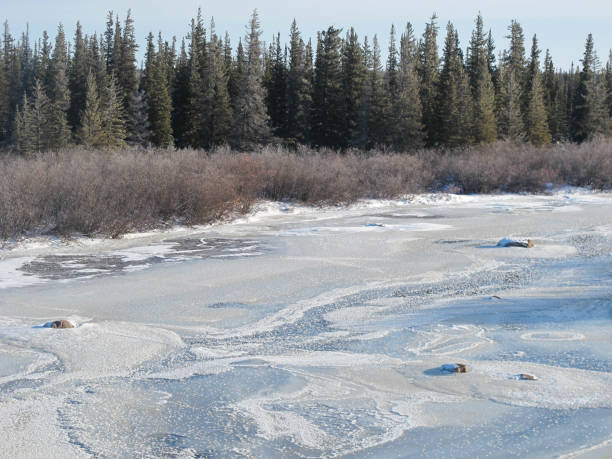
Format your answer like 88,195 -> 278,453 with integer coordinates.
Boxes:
1,139 -> 611,239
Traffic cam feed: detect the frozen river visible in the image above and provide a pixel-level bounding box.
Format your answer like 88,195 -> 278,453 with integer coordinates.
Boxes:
1,191 -> 611,458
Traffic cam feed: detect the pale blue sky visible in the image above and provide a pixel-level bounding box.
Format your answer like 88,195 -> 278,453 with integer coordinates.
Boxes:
3,0 -> 612,69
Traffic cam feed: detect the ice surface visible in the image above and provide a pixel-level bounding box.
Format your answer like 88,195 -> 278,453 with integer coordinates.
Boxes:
1,191 -> 612,457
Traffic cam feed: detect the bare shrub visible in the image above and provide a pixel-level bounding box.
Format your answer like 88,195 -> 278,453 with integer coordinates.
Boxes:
0,140 -> 610,239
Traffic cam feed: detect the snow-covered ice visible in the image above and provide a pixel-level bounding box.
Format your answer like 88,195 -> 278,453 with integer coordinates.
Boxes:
0,189 -> 611,457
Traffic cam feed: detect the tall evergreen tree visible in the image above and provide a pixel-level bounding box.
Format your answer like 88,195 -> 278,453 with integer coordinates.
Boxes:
365,35 -> 390,148
400,22 -> 419,70
605,51 -> 612,118
506,20 -> 526,76
286,20 -> 312,143
5,22 -> 25,139
143,32 -> 173,147
525,35 -> 551,145
100,74 -> 127,147
15,80 -> 49,153
486,30 -> 497,83
391,22 -> 424,150
468,14 -> 497,143
418,14 -> 440,145
126,89 -> 151,146
0,44 -> 9,141
466,13 -> 486,89
110,14 -> 122,78
355,36 -> 372,149
341,27 -> 366,147
542,49 -> 561,139
311,26 -> 344,148
171,39 -> 189,146
182,11 -> 207,147
228,38 -> 245,112
437,23 -> 473,147
90,34 -> 107,101
265,33 -> 288,138
68,22 -> 88,132
78,71 -> 104,147
103,11 -> 114,69
46,24 -> 71,149
13,96 -> 28,153
231,10 -> 270,148
497,56 -> 525,139
207,22 -> 233,146
118,10 -> 138,105
496,22 -> 528,140
572,34 -> 609,141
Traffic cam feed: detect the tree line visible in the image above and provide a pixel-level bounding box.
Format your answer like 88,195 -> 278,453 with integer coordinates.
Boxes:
1,9 -> 611,154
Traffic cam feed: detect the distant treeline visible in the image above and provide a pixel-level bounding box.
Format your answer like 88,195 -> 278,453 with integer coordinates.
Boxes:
0,9 -> 611,153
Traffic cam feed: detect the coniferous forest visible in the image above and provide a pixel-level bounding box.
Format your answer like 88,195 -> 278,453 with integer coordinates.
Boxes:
1,9 -> 612,239
1,9 -> 611,153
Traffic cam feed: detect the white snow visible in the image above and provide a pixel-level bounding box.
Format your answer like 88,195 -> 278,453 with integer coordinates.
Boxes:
1,190 -> 611,457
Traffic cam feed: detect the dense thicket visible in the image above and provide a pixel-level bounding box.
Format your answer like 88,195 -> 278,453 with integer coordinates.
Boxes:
1,140 -> 611,238
1,10 -> 611,153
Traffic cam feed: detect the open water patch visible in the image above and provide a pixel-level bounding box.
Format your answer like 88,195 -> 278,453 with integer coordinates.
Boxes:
5,237 -> 266,286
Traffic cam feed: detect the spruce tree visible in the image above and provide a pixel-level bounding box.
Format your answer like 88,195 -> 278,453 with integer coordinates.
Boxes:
103,11 -> 114,69
366,35 -> 390,148
525,35 -> 551,145
286,20 -> 303,141
418,14 -> 440,145
468,14 -> 497,143
229,38 -> 245,113
341,27 -> 366,147
472,58 -> 497,143
265,33 -> 288,138
90,34 -> 107,101
0,45 -> 9,141
118,10 -> 138,105
391,22 -> 425,150
400,23 -> 419,70
497,57 -> 525,140
553,72 -> 570,141
384,25 -> 399,146
6,23 -> 25,140
542,49 -> 561,139
19,26 -> 35,95
182,12 -> 206,147
68,22 -> 89,132
126,89 -> 151,146
171,39 -> 189,146
144,32 -> 173,147
386,25 -> 400,103
208,24 -> 233,146
14,97 -> 28,153
286,20 -> 311,143
605,51 -> 612,118
231,10 -> 270,149
46,24 -> 71,150
355,36 -> 372,149
78,71 -> 104,147
16,80 -> 49,153
100,75 -> 127,147
110,14 -> 122,78
486,30 -> 497,84
437,23 -> 473,147
572,34 -> 609,141
311,27 -> 344,148
223,32 -> 233,74
466,13 -> 486,89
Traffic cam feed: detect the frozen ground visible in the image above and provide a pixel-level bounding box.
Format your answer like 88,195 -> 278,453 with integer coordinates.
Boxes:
0,189 -> 611,458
